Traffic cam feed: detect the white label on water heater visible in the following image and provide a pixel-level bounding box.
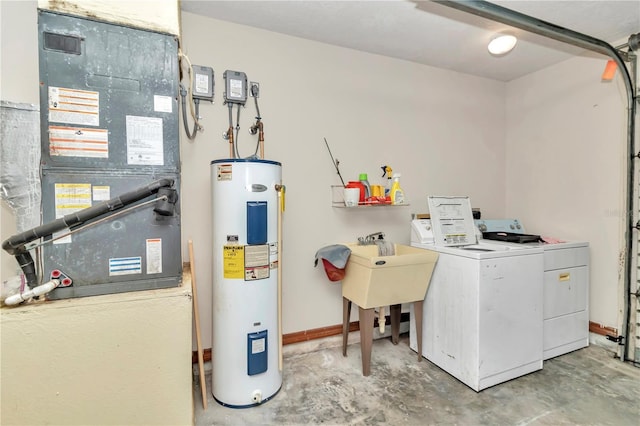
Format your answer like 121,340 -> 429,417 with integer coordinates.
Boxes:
245,245 -> 270,281
217,164 -> 232,181
269,242 -> 279,270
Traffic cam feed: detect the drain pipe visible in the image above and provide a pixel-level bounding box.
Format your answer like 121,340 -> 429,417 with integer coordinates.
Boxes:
433,0 -> 637,362
4,279 -> 60,306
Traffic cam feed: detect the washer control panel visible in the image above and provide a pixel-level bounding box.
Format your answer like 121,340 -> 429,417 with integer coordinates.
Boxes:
475,219 -> 524,234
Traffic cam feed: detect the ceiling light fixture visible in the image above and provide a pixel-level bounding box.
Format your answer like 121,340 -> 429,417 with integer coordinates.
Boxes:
488,34 -> 517,56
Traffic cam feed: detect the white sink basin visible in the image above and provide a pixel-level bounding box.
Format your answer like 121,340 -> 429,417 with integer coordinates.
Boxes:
342,243 -> 438,308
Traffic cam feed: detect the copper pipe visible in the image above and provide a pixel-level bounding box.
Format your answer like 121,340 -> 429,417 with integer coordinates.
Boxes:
227,125 -> 234,158
258,121 -> 264,159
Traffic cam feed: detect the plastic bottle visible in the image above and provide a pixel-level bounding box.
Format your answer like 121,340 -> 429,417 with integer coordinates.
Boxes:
381,165 -> 393,197
346,181 -> 365,203
390,173 -> 405,205
358,173 -> 371,200
384,177 -> 392,197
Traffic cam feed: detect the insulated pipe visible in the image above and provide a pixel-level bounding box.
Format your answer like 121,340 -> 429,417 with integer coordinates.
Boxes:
435,0 -> 636,361
14,252 -> 37,290
2,178 -> 175,256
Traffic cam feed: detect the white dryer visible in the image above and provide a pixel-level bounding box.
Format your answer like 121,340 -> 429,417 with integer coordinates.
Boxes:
476,219 -> 590,360
409,196 -> 544,392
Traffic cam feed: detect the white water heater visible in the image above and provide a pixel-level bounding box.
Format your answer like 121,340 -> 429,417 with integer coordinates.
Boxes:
210,158 -> 283,407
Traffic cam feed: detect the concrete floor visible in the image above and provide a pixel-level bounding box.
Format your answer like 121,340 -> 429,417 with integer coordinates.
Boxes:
193,335 -> 640,425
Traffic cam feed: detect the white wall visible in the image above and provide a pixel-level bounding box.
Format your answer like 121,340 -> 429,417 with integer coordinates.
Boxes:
0,1 -> 39,103
505,55 -> 628,328
179,11 -> 506,347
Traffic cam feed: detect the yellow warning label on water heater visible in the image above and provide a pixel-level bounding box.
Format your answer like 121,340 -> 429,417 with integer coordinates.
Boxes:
223,245 -> 244,279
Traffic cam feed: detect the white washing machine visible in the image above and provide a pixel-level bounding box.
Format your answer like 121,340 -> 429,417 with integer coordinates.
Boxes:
476,219 -> 590,360
409,196 -> 544,392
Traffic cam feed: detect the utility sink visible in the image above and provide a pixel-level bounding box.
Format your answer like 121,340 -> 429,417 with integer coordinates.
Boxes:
342,244 -> 438,309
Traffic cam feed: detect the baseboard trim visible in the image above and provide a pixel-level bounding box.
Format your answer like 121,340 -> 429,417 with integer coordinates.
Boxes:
588,321 -> 618,337
193,312 -> 411,364
195,318 -> 613,363
283,321 -> 359,345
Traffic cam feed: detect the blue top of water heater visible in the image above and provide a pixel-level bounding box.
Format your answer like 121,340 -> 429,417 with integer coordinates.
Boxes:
211,158 -> 281,166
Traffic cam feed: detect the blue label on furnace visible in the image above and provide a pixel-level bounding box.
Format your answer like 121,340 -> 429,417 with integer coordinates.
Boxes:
109,257 -> 142,276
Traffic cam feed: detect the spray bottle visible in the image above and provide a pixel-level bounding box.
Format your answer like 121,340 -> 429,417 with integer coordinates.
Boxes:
390,173 -> 405,205
381,165 -> 393,197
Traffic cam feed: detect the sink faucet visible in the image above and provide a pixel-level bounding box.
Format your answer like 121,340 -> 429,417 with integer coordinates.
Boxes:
358,232 -> 385,245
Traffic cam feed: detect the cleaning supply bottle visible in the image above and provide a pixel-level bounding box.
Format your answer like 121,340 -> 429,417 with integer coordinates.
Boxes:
381,165 -> 393,197
346,181 -> 365,203
390,173 -> 405,205
359,173 -> 371,200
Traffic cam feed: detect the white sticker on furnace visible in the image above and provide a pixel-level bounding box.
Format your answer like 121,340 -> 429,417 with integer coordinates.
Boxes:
48,86 -> 99,127
49,125 -> 108,158
146,238 -> 163,274
126,115 -> 164,165
153,95 -> 173,113
92,186 -> 110,201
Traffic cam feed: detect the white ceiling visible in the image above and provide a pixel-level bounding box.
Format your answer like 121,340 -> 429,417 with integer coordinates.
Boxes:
180,0 -> 640,82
